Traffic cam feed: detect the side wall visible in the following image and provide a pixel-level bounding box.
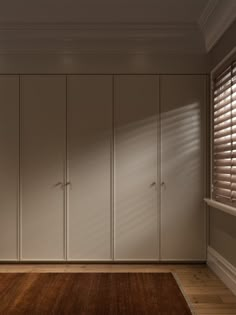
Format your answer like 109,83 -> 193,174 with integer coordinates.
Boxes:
208,19 -> 236,268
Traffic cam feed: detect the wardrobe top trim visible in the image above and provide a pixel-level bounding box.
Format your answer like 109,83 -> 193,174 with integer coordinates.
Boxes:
0,73 -> 208,76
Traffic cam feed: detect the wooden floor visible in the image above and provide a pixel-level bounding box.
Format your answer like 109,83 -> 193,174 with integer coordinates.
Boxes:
0,264 -> 235,315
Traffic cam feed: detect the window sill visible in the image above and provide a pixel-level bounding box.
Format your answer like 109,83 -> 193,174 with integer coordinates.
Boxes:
204,198 -> 236,217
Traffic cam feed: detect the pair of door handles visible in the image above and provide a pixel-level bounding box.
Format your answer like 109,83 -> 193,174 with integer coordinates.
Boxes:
55,182 -> 71,187
150,182 -> 166,188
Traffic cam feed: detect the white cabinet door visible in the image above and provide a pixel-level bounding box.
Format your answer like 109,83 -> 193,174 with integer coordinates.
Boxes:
114,75 -> 160,260
160,75 -> 206,261
67,75 -> 112,260
0,76 -> 19,260
21,75 -> 66,260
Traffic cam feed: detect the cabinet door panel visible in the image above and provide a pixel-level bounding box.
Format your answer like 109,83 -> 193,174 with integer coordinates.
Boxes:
67,75 -> 112,260
160,75 -> 206,261
114,75 -> 159,260
21,75 -> 66,260
0,76 -> 19,260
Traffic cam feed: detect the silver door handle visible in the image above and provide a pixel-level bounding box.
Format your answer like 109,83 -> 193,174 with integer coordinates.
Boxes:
161,182 -> 166,189
55,182 -> 63,187
64,182 -> 71,186
150,182 -> 157,187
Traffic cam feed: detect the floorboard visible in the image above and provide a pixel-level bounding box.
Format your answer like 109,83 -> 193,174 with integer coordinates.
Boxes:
0,264 -> 235,314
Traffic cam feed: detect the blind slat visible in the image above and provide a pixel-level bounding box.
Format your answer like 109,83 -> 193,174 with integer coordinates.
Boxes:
214,166 -> 231,175
214,136 -> 231,146
215,71 -> 231,88
214,159 -> 232,167
214,143 -> 235,153
214,90 -> 231,103
214,127 -> 236,139
214,151 -> 236,159
214,119 -> 232,132
214,104 -> 231,118
214,187 -> 231,198
214,173 -> 231,182
214,181 -> 236,190
214,84 -> 231,97
214,98 -> 232,111
214,174 -> 236,183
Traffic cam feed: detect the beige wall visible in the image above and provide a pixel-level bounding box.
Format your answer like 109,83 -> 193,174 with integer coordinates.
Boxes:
208,20 -> 236,267
208,20 -> 236,71
209,208 -> 236,267
0,52 -> 207,74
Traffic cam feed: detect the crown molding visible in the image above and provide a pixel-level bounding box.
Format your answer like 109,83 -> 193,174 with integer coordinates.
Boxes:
0,22 -> 198,40
199,0 -> 236,52
0,22 -> 197,31
0,22 -> 205,54
198,0 -> 218,30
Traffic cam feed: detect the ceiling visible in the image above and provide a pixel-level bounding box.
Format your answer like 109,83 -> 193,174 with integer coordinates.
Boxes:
0,0 -> 208,24
0,0 -> 234,54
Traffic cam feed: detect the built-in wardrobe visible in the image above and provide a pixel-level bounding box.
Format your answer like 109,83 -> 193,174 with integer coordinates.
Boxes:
0,74 -> 207,262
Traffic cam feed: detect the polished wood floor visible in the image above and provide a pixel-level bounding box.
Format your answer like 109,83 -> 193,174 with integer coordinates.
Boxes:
0,264 -> 235,315
0,272 -> 192,315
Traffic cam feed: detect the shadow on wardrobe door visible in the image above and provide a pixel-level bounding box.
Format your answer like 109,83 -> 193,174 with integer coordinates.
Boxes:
0,76 -> 19,261
114,75 -> 160,261
160,75 -> 206,261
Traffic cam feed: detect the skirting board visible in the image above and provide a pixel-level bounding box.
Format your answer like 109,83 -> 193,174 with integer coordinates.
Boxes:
207,246 -> 236,295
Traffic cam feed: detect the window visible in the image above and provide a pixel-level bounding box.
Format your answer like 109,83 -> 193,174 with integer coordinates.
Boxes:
213,61 -> 236,205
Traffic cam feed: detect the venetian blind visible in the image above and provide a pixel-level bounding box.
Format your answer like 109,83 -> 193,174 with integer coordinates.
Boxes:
213,61 -> 236,205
